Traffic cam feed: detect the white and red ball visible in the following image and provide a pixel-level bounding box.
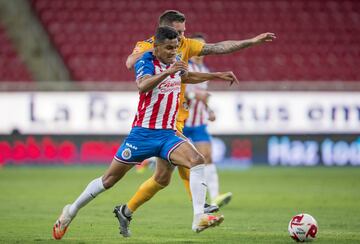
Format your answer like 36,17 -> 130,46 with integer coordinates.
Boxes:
288,213 -> 318,242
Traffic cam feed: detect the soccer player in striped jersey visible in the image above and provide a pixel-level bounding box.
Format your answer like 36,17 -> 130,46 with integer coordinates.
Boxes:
183,33 -> 232,209
120,10 -> 275,227
52,26 -> 238,240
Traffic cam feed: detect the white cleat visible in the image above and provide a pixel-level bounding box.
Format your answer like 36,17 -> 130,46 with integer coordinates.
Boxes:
192,213 -> 224,233
52,204 -> 75,240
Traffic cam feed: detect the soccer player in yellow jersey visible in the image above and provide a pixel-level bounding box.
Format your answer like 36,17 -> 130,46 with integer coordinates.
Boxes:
114,10 -> 276,237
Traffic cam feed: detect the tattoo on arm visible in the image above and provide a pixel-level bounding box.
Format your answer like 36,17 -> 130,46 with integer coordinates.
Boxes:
199,40 -> 254,56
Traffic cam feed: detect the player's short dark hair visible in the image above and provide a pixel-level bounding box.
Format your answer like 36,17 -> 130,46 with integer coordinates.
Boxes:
159,10 -> 186,26
154,26 -> 179,44
190,32 -> 207,41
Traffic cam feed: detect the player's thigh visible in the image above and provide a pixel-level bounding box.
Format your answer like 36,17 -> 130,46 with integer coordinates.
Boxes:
195,142 -> 212,164
153,157 -> 175,186
102,158 -> 134,188
169,141 -> 204,168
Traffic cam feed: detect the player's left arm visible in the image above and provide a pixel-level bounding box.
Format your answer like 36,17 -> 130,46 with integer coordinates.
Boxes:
198,32 -> 276,56
182,71 -> 239,85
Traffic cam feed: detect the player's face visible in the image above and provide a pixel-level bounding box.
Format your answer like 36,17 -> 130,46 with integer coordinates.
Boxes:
170,21 -> 186,39
155,38 -> 179,64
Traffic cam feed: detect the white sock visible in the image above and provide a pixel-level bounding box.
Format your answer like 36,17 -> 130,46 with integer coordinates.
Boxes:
204,164 -> 219,202
190,164 -> 207,217
68,177 -> 105,216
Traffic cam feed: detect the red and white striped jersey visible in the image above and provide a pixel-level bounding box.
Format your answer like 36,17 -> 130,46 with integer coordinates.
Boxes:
132,52 -> 181,130
185,60 -> 210,127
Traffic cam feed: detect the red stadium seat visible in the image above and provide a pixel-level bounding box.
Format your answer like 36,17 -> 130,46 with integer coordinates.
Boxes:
28,0 -> 360,82
0,24 -> 32,81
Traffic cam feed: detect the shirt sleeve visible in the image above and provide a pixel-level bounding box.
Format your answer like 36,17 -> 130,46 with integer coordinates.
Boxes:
131,38 -> 154,54
134,53 -> 154,80
187,38 -> 205,58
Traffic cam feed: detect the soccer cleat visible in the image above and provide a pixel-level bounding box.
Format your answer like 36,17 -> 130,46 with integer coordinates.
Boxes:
192,213 -> 224,233
52,204 -> 75,240
212,192 -> 233,208
113,205 -> 132,237
204,203 -> 219,213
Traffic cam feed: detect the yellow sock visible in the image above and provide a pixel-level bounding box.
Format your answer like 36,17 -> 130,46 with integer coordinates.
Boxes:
177,166 -> 192,200
127,176 -> 165,212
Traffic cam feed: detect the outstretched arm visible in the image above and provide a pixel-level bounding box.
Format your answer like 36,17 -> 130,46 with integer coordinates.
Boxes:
199,32 -> 276,56
182,71 -> 239,85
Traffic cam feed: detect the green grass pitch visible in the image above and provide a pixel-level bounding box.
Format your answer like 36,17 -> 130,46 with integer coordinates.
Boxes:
0,166 -> 359,243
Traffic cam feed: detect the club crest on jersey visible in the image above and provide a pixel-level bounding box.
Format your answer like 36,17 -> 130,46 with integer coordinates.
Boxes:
122,148 -> 132,160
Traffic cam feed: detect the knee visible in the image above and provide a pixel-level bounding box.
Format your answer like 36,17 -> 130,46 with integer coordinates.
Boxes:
189,153 -> 205,167
153,173 -> 171,187
102,175 -> 117,189
204,154 -> 212,164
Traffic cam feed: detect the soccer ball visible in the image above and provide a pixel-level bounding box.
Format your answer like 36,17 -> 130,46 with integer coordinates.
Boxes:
288,213 -> 318,242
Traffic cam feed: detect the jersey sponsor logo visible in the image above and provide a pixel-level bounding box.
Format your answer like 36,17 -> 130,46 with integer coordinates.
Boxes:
137,61 -> 145,66
121,148 -> 132,160
136,71 -> 144,79
126,142 -> 138,150
158,79 -> 181,93
136,62 -> 146,79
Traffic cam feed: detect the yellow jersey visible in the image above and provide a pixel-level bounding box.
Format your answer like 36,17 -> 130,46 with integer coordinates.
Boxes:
131,36 -> 204,132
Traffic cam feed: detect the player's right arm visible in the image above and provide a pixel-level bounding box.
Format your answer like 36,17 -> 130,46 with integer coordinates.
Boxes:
135,58 -> 187,93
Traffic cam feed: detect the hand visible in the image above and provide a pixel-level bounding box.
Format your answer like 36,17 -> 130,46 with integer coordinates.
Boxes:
216,71 -> 239,86
252,32 -> 276,44
208,110 -> 216,122
167,61 -> 188,75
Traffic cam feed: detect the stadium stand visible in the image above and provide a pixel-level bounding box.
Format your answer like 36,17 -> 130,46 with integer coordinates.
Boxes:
29,0 -> 360,82
0,24 -> 33,81
2,0 -> 359,82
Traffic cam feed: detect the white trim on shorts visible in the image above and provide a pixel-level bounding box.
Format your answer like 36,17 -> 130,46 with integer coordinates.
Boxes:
166,139 -> 187,165
113,156 -> 140,165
